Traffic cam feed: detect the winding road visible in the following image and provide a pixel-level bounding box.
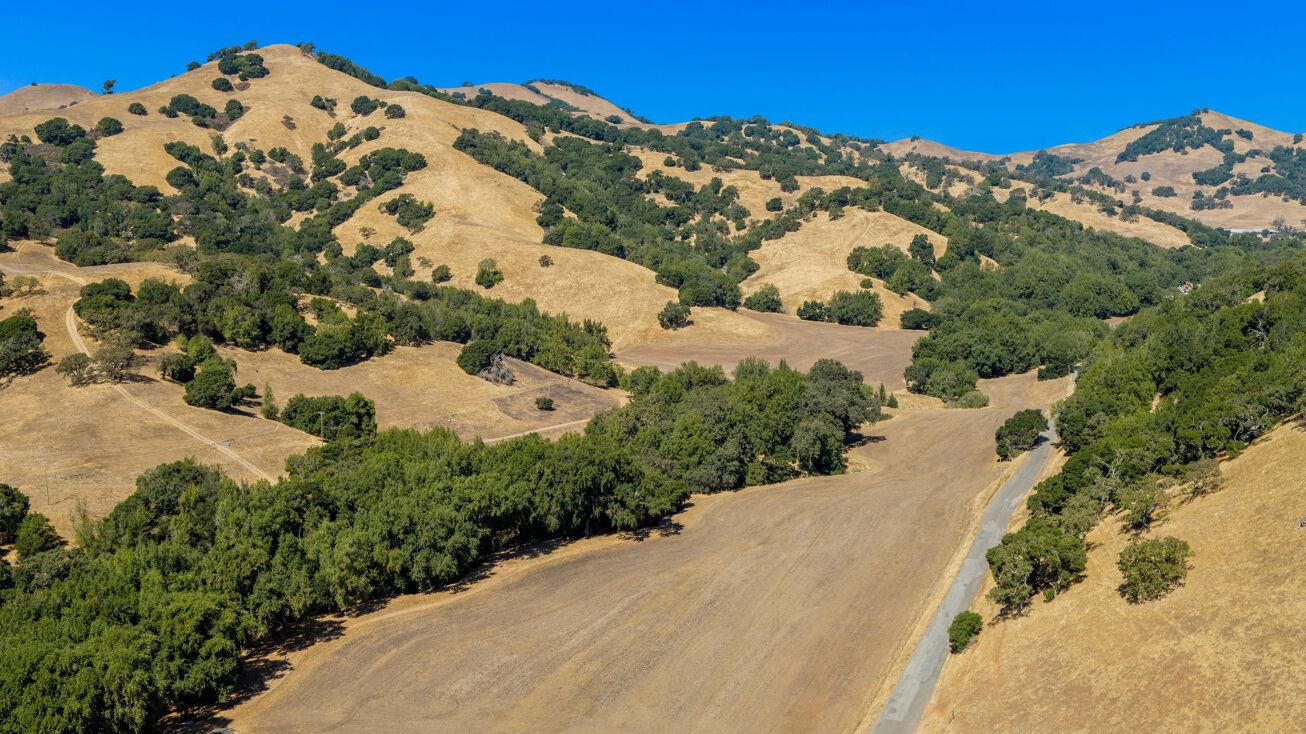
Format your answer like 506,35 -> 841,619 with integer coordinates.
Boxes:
868,421 -> 1059,734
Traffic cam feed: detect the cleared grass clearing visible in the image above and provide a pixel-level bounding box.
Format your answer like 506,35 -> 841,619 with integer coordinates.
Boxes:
219,372 -> 1070,733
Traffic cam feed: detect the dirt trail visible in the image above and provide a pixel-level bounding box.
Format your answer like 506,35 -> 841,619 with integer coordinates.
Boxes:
221,372 -> 1068,733
1,251 -> 273,482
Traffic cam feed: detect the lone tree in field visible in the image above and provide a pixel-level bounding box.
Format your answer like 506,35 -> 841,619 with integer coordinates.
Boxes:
1117,536 -> 1191,603
995,409 -> 1048,460
658,301 -> 691,330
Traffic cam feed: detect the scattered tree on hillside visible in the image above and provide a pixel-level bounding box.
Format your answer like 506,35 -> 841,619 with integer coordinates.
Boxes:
1117,537 -> 1191,602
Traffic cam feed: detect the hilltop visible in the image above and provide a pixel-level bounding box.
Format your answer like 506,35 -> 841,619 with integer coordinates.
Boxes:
881,110 -> 1306,231
0,83 -> 97,117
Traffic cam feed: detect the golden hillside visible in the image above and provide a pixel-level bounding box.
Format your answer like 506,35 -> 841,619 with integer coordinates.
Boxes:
922,421 -> 1306,732
0,83 -> 97,117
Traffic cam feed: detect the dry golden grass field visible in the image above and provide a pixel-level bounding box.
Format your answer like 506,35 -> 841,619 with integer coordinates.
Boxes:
0,83 -> 97,117
216,372 -> 1070,733
920,421 -> 1306,733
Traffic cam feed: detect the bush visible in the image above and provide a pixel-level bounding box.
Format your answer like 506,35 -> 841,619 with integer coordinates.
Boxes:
183,358 -> 240,410
34,117 -> 86,146
1151,185 -> 1177,197
538,254 -> 553,268
899,308 -> 939,330
949,390 -> 990,409
765,197 -> 783,212
384,104 -> 406,119
995,409 -> 1048,460
211,77 -> 234,92
828,290 -> 882,327
742,284 -> 783,313
0,483 -> 30,544
127,102 -> 147,116
431,264 -> 452,283
475,259 -> 503,288
351,96 -> 382,116
280,392 -> 377,441
15,512 -> 61,559
225,100 -> 246,121
457,339 -> 499,375
535,396 -> 555,411
796,300 -> 829,322
948,611 -> 983,652
1117,537 -> 1191,603
95,117 -> 124,136
379,194 -> 434,231
658,301 -> 691,329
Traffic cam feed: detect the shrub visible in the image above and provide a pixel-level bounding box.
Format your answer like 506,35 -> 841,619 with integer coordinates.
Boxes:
225,100 -> 246,121
95,117 -> 124,136
1117,537 -> 1191,603
743,284 -> 783,313
538,254 -> 553,268
828,290 -> 882,327
351,96 -> 382,116
211,77 -> 234,92
949,390 -> 990,409
995,409 -> 1048,460
34,117 -> 86,146
379,194 -> 434,231
765,197 -> 783,212
948,611 -> 983,653
127,102 -> 147,116
15,512 -> 61,559
899,308 -> 939,330
280,392 -> 377,441
796,300 -> 829,322
658,301 -> 691,329
384,104 -> 406,119
183,358 -> 240,410
431,264 -> 452,283
1151,185 -> 1177,197
535,396 -> 555,411
310,95 -> 336,112
0,483 -> 30,544
475,259 -> 503,288
457,339 -> 499,375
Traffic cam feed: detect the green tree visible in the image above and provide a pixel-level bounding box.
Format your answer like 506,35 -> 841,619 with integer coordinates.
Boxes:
948,611 -> 982,652
0,483 -> 30,544
1117,537 -> 1191,602
15,512 -> 61,559
184,359 -> 238,410
743,284 -> 783,313
908,233 -> 935,267
96,117 -> 124,136
995,409 -> 1048,460
475,259 -> 503,288
658,301 -> 691,329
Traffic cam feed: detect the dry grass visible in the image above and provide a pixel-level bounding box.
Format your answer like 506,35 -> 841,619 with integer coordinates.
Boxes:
222,343 -> 621,442
739,209 -> 942,322
0,83 -> 97,117
0,245 -> 317,536
1027,191 -> 1191,248
921,421 -> 1306,733
218,372 -> 1070,734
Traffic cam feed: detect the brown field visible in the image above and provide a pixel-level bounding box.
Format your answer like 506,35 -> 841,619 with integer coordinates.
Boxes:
921,420 -> 1306,733
220,343 -> 621,442
217,371 -> 1070,733
1025,191 -> 1191,248
618,309 -> 923,392
739,209 -> 943,321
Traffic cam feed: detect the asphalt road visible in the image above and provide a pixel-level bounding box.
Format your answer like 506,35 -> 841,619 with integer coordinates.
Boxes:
868,422 -> 1059,734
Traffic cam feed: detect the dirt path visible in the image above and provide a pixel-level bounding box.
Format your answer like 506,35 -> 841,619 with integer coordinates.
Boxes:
1,250 -> 273,482
219,372 -> 1069,733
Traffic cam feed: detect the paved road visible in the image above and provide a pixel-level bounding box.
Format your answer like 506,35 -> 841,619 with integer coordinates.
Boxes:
868,421 -> 1059,734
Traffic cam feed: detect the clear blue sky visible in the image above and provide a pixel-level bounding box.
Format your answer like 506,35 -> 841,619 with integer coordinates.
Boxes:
3,0 -> 1305,153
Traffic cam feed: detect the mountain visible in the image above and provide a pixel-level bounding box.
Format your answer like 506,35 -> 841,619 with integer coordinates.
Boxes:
0,83 -> 97,116
881,110 -> 1306,231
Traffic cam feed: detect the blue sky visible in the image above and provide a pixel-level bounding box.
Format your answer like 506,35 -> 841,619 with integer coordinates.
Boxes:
3,1 -> 1305,153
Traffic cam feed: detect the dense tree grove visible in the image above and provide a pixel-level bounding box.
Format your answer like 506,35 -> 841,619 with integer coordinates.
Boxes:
986,255 -> 1306,612
0,357 -> 875,731
279,392 -> 377,440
